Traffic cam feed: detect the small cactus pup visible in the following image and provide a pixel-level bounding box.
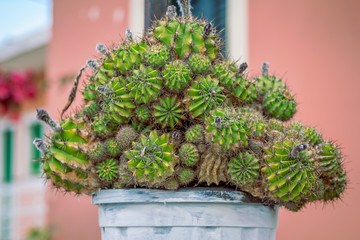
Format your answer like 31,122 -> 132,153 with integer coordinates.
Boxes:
31,1 -> 346,213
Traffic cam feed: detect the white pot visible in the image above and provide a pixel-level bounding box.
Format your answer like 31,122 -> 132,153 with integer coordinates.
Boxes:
92,188 -> 278,240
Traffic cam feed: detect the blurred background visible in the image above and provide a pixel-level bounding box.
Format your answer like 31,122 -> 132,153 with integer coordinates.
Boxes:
0,0 -> 359,239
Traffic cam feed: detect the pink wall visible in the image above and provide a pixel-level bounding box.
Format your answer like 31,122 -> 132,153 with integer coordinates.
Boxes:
249,0 -> 360,239
46,0 -> 129,239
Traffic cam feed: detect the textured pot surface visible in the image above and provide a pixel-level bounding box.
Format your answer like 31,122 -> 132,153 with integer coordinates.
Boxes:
92,188 -> 278,240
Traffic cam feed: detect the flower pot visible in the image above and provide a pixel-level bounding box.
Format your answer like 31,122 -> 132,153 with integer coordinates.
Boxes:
92,188 -> 278,240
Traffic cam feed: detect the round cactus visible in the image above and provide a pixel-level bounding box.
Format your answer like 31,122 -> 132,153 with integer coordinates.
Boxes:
162,60 -> 192,91
178,168 -> 195,185
116,126 -> 138,150
267,118 -> 284,132
105,138 -> 122,157
262,138 -> 319,206
304,126 -> 323,145
227,152 -> 260,186
153,96 -> 182,128
205,108 -> 248,150
184,76 -> 226,118
185,124 -> 204,143
134,105 -> 151,122
188,54 -> 211,74
127,65 -> 162,104
263,89 -> 297,121
88,142 -> 106,162
96,158 -> 119,182
124,131 -> 177,186
179,143 -> 200,166
144,44 -> 170,67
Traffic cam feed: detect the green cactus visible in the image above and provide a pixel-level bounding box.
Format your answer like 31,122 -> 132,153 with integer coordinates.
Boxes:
188,53 -> 211,74
82,83 -> 97,102
116,126 -> 138,149
134,105 -> 151,122
144,44 -> 170,67
125,131 -> 177,186
105,138 -> 122,157
304,126 -> 323,145
152,19 -> 217,60
267,118 -> 284,132
153,96 -> 182,128
33,2 -> 346,212
184,75 -> 226,118
127,65 -> 162,104
262,138 -> 319,206
254,63 -> 287,98
91,114 -> 117,136
263,89 -> 297,121
162,60 -> 192,91
83,101 -> 100,119
179,143 -> 200,166
205,108 -> 248,150
228,152 -> 260,186
178,168 -> 195,185
87,142 -> 106,162
96,158 -> 119,182
185,124 -> 204,143
101,77 -> 135,124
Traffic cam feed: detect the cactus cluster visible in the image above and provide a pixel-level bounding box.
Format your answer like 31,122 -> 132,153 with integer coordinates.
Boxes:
33,1 -> 346,212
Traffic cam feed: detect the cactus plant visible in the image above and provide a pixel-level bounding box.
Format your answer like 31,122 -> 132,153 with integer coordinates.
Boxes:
33,1 -> 346,212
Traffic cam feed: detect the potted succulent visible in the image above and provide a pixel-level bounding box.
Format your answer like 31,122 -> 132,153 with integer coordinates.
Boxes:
33,1 -> 346,239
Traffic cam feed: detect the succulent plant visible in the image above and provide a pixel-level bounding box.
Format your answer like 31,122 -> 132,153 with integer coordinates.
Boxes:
33,1 -> 346,212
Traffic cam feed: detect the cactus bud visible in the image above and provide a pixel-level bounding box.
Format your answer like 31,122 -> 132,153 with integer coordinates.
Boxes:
177,0 -> 192,18
166,5 -> 177,19
125,28 -> 133,41
261,62 -> 269,76
214,116 -> 221,128
203,23 -> 212,39
33,138 -> 48,154
86,59 -> 99,72
36,108 -> 62,132
96,43 -> 109,55
290,143 -> 309,158
238,62 -> 248,74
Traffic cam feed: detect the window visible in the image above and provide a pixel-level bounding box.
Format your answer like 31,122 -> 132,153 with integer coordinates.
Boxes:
145,0 -> 227,49
30,123 -> 43,175
3,128 -> 13,183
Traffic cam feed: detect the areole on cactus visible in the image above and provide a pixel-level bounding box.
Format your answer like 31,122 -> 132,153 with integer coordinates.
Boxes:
33,0 -> 346,212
